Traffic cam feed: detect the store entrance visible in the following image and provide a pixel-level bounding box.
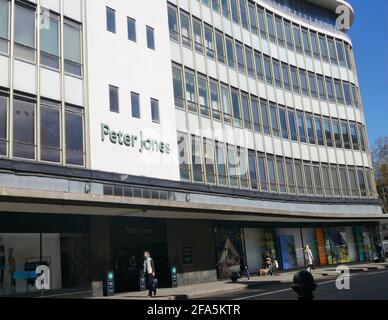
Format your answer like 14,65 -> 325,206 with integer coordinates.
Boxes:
110,218 -> 170,293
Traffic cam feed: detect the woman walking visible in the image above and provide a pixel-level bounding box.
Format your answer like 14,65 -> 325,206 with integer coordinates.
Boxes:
304,245 -> 314,272
143,251 -> 157,297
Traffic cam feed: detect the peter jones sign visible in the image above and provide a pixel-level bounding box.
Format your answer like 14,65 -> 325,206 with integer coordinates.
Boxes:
101,123 -> 171,154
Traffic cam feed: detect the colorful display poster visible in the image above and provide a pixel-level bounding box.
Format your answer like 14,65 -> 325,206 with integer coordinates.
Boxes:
315,228 -> 328,266
214,227 -> 244,278
278,235 -> 297,270
329,228 -> 350,263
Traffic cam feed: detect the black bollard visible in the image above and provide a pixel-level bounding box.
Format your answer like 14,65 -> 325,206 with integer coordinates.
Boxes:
292,271 -> 317,301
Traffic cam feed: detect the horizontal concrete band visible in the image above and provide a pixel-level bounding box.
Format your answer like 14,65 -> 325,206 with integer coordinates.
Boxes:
0,158 -> 381,206
0,186 -> 385,222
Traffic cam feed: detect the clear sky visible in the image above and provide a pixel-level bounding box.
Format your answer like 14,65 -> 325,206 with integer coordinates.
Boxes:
348,0 -> 388,145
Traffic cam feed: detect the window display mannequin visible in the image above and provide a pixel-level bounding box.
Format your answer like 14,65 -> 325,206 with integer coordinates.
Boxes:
8,248 -> 16,288
0,239 -> 5,289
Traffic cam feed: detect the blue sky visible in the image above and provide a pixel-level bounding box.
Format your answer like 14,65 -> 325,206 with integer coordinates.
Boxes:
348,0 -> 388,145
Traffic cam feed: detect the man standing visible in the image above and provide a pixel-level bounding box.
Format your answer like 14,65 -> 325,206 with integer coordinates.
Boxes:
143,251 -> 156,297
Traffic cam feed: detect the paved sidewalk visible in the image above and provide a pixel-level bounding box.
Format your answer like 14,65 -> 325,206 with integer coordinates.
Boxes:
94,262 -> 388,300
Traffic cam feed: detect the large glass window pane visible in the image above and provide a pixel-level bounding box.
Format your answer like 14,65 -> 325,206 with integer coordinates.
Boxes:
350,122 -> 359,150
254,51 -> 264,81
248,2 -> 258,34
270,103 -> 279,137
177,132 -> 191,181
64,21 -> 82,76
331,166 -> 341,196
293,25 -> 302,53
245,47 -> 254,78
40,12 -> 59,69
216,141 -> 228,185
193,18 -> 204,53
267,155 -> 277,192
304,163 -> 314,195
14,4 -> 35,61
308,72 -> 318,99
264,56 -> 273,85
336,40 -> 346,67
215,30 -> 226,64
313,164 -> 323,195
310,31 -> 320,59
319,35 -> 328,62
322,165 -> 332,196
325,77 -> 335,103
13,98 -> 35,159
324,118 -> 333,147
348,167 -> 358,197
203,138 -> 216,184
204,24 -> 215,59
284,20 -> 293,50
191,135 -> 204,183
257,152 -> 268,191
301,28 -> 311,57
261,99 -> 270,135
221,0 -> 230,19
257,6 -> 267,38
343,82 -> 352,106
251,97 -> 261,133
0,0 -> 9,40
266,12 -> 276,42
297,111 -> 306,143
0,95 -> 8,155
241,93 -> 251,130
341,120 -> 351,149
168,5 -> 179,41
172,65 -> 184,109
237,147 -> 249,189
277,157 -> 286,193
288,110 -> 297,141
226,36 -> 235,69
239,0 -> 248,30
227,144 -> 239,187
65,107 -> 84,166
40,99 -> 60,163
235,42 -> 245,73
357,168 -> 367,196
291,66 -> 300,94
286,159 -> 296,193
299,69 -> 308,96
339,166 -> 350,196
279,107 -> 288,139
315,116 -> 324,146
231,88 -> 242,127
248,150 -> 258,189
335,80 -> 345,105
230,0 -> 240,24
281,63 -> 291,91
295,161 -> 305,194
275,16 -> 285,47
317,75 -> 326,101
210,80 -> 221,120
180,12 -> 192,48
185,70 -> 198,113
273,60 -> 282,88
305,113 -> 315,144
358,124 -> 366,151
332,119 -> 342,148
221,84 -> 232,123
327,38 -> 337,64
198,75 -> 210,117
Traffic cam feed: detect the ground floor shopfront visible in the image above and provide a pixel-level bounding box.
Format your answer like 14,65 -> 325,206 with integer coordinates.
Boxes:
0,212 -> 383,296
214,223 -> 381,279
